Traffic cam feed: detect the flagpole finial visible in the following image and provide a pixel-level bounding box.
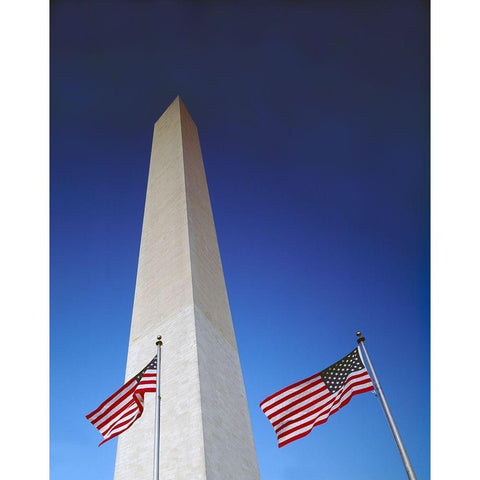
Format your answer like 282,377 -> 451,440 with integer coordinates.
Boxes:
356,331 -> 365,344
156,335 -> 163,346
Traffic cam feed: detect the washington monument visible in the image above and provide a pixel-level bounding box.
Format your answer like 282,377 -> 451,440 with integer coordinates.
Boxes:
113,97 -> 260,479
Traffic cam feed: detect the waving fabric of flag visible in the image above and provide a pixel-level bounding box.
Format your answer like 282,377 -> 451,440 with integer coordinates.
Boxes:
86,355 -> 157,446
260,347 -> 374,447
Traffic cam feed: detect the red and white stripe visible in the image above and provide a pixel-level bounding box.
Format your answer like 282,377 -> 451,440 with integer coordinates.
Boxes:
86,367 -> 156,445
260,363 -> 374,447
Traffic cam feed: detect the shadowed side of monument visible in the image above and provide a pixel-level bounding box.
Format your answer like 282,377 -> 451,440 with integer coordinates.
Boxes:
113,97 -> 260,480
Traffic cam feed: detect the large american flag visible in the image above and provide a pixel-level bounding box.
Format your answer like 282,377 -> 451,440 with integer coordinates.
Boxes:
260,347 -> 374,447
86,355 -> 157,446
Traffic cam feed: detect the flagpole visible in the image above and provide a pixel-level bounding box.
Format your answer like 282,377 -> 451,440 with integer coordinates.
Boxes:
153,335 -> 163,480
356,332 -> 417,480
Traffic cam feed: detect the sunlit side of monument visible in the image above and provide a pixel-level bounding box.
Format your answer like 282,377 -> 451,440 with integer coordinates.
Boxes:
113,97 -> 260,480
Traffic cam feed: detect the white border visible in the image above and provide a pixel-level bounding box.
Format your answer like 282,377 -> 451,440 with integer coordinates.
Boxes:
1,2 -> 49,479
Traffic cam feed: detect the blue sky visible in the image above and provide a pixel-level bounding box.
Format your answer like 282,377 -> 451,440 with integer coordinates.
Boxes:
49,1 -> 430,478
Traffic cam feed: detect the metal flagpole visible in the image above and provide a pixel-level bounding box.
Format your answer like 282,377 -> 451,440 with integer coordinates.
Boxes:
355,332 -> 416,480
153,335 -> 163,480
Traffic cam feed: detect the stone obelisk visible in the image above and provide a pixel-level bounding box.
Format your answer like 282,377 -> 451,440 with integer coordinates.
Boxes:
113,97 -> 260,480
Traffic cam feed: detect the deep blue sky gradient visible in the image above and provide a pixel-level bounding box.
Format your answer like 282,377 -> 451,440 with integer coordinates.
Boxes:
50,1 -> 430,479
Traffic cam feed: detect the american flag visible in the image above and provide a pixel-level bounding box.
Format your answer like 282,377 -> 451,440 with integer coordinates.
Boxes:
86,355 -> 157,446
260,347 -> 374,447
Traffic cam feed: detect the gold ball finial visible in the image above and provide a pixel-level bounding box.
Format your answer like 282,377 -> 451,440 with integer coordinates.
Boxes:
356,331 -> 365,344
156,335 -> 163,346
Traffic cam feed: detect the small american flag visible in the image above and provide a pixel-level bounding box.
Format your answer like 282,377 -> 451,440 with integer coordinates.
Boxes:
86,355 -> 157,445
260,347 -> 374,447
